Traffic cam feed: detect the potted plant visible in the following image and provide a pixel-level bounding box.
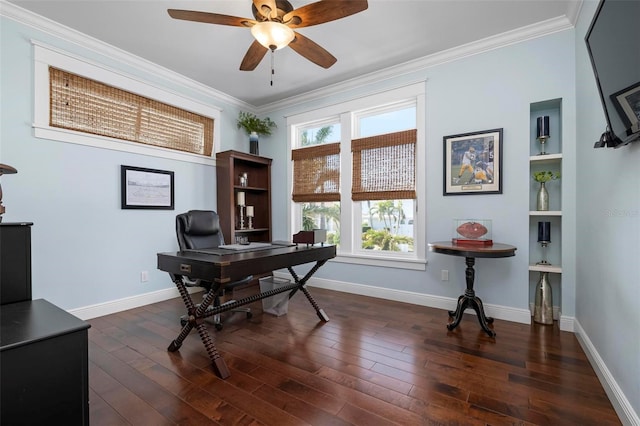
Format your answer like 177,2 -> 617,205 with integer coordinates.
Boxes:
532,170 -> 561,183
532,171 -> 560,211
236,112 -> 277,155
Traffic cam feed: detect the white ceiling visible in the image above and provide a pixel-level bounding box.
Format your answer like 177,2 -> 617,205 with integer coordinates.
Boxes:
5,0 -> 581,108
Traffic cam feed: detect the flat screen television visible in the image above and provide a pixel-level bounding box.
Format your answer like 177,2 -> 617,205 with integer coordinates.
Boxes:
585,0 -> 640,148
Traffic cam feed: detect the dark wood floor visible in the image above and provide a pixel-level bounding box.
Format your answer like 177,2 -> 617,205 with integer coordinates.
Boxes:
88,287 -> 620,425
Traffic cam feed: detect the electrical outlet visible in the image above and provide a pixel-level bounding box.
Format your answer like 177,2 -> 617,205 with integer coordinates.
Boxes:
441,269 -> 449,281
141,271 -> 149,282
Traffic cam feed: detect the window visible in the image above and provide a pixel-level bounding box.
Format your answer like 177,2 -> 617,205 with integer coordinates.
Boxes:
352,128 -> 416,253
49,68 -> 213,156
288,83 -> 426,269
33,41 -> 220,165
292,120 -> 342,247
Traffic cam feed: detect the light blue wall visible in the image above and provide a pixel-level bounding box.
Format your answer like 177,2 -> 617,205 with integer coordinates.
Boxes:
264,31 -> 577,315
0,17 -> 252,310
1,13 -> 578,314
575,0 -> 640,417
2,5 -> 637,420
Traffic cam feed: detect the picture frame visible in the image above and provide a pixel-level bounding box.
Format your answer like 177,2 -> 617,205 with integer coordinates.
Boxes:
121,165 -> 174,210
610,81 -> 640,131
443,128 -> 503,195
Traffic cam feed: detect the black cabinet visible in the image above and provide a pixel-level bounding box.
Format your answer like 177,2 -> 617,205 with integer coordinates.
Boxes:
1,299 -> 90,425
0,222 -> 33,304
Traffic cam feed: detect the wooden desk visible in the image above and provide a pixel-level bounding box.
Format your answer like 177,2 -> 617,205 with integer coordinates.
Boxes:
428,241 -> 516,337
157,243 -> 336,378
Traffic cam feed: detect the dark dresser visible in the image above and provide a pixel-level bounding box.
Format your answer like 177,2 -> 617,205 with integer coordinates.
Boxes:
0,222 -> 33,304
0,222 -> 90,425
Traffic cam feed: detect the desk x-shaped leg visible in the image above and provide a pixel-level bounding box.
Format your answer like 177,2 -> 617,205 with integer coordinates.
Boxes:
167,274 -> 231,378
167,259 -> 330,379
447,256 -> 495,337
286,259 -> 330,322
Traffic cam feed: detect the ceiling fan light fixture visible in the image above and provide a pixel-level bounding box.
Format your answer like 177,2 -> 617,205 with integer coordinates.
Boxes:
251,21 -> 294,50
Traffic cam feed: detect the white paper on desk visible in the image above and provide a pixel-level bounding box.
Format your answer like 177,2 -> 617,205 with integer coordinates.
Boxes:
218,242 -> 272,251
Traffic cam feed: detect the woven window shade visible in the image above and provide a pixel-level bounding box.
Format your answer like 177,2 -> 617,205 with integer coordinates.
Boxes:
351,129 -> 416,201
292,143 -> 340,202
49,67 -> 213,156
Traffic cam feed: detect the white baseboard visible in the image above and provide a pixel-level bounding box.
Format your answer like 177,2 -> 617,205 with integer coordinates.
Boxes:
280,273 -> 633,424
71,275 -> 576,333
68,275 -> 632,424
528,302 -> 576,332
574,320 -> 639,426
558,314 -> 574,332
68,286 -> 200,320
275,272 -> 533,325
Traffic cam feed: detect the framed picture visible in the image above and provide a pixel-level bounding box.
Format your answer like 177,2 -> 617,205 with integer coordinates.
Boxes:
611,81 -> 640,131
121,165 -> 174,209
443,128 -> 503,195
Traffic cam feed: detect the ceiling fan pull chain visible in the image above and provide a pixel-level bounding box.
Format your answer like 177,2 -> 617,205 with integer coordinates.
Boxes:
270,49 -> 275,86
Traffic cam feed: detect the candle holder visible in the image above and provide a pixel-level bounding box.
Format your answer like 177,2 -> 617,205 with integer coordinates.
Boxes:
237,191 -> 246,230
536,221 -> 551,265
537,241 -> 551,265
537,136 -> 549,155
238,205 -> 245,230
536,116 -> 550,155
246,205 -> 254,229
239,172 -> 248,187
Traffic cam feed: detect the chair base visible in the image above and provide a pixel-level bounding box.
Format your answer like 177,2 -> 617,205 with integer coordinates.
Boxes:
179,301 -> 252,331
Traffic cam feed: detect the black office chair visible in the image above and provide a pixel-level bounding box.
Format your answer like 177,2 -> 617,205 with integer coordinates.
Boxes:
176,210 -> 252,330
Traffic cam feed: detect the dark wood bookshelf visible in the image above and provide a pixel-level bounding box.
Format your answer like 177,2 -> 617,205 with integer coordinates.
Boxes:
216,150 -> 272,245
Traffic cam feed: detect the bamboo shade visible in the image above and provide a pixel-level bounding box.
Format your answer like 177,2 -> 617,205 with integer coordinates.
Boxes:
49,67 -> 213,156
351,129 -> 416,201
292,142 -> 340,202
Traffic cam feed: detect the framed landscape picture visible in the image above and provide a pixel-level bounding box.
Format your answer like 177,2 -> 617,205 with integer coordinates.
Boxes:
443,128 -> 503,195
121,165 -> 174,209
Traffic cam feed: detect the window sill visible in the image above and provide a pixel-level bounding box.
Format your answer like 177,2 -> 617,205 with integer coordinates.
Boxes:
33,124 -> 216,166
331,253 -> 426,271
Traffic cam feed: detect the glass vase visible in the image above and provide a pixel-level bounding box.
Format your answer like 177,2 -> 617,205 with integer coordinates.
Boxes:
249,132 -> 259,155
536,182 -> 549,211
533,271 -> 553,324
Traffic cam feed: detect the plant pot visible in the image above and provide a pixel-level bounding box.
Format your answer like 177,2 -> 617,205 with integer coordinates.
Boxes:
249,132 -> 259,155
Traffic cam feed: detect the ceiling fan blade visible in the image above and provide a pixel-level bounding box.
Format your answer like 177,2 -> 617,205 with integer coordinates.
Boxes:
240,40 -> 269,71
284,1 -> 368,28
252,0 -> 279,20
168,9 -> 253,27
289,32 -> 337,69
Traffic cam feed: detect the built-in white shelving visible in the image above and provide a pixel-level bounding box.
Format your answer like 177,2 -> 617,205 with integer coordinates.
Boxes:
530,211 -> 562,216
529,99 -> 564,322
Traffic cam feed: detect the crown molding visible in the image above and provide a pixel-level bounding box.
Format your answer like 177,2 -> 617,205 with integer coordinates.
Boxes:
0,1 -> 254,111
565,0 -> 584,26
2,0 -> 578,114
258,15 -> 576,113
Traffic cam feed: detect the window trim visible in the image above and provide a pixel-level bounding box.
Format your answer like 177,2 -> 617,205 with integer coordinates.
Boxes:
33,40 -> 221,166
287,82 -> 426,270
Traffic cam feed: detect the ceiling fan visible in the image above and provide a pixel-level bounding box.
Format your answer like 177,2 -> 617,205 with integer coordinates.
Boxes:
168,0 -> 368,71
